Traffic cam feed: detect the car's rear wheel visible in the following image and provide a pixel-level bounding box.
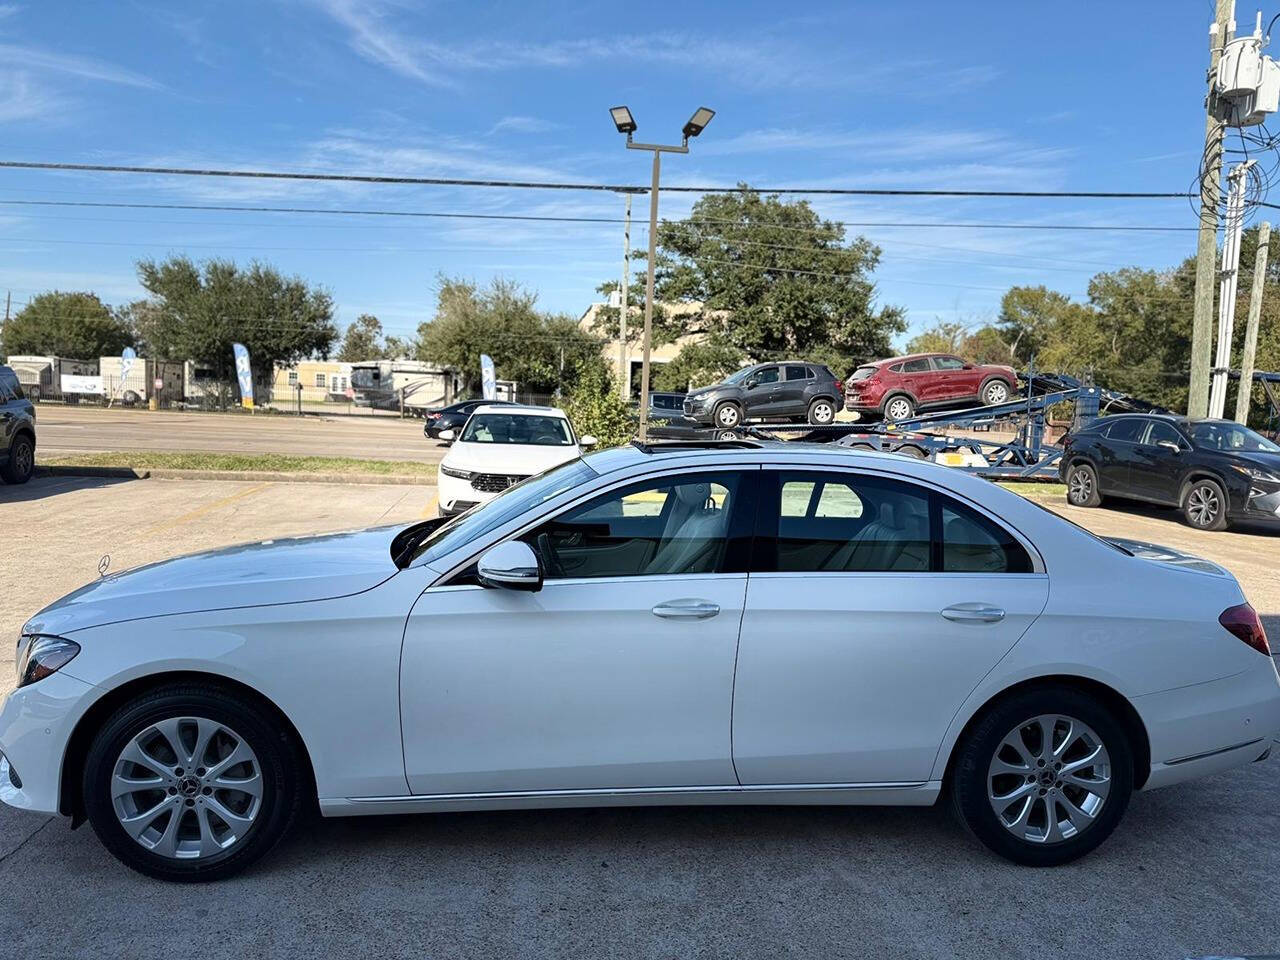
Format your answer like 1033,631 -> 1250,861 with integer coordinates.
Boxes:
883,395 -> 914,422
713,401 -> 742,429
1,433 -> 34,484
1065,461 -> 1102,507
950,686 -> 1133,866
807,398 -> 836,425
1181,478 -> 1229,531
981,379 -> 1012,406
83,683 -> 303,882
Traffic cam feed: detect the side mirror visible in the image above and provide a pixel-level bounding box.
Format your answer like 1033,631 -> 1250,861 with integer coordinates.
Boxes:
438,428 -> 455,441
745,378 -> 758,389
476,540 -> 543,592
580,434 -> 597,448
1157,440 -> 1181,454
963,363 -> 974,370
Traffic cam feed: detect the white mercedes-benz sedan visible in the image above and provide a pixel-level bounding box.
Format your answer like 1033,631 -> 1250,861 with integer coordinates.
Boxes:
3,441 -> 1277,881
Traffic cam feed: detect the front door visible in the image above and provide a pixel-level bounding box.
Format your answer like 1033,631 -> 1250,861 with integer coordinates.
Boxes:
399,468 -> 756,795
731,468 -> 1048,785
1128,420 -> 1186,503
930,356 -> 973,402
744,365 -> 782,417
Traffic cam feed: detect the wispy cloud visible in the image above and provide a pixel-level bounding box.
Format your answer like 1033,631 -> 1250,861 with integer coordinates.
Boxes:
0,5 -> 20,20
0,71 -> 64,123
0,42 -> 160,89
311,0 -> 447,85
488,115 -> 561,136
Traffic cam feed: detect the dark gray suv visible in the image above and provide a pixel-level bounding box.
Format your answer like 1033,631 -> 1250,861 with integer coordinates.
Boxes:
682,362 -> 844,429
0,364 -> 36,484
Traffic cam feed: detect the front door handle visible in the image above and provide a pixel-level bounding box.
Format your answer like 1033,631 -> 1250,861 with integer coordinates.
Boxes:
941,603 -> 1005,623
652,599 -> 720,620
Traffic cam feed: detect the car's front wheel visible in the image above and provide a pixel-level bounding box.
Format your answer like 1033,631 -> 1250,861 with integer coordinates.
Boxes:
950,686 -> 1133,866
981,378 -> 1012,406
1181,478 -> 1229,531
83,683 -> 303,882
712,401 -> 742,429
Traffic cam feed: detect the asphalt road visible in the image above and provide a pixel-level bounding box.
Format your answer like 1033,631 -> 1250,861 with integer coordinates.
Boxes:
33,405 -> 448,463
1,475 -> 1278,959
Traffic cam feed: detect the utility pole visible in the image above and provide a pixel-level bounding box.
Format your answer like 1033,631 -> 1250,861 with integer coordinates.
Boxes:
1235,220 -> 1270,424
1190,0 -> 1235,419
618,193 -> 631,400
1210,161 -> 1252,418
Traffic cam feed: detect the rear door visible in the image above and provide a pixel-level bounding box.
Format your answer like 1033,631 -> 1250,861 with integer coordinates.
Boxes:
1095,417 -> 1145,492
897,356 -> 935,404
778,364 -> 814,416
731,467 -> 1048,785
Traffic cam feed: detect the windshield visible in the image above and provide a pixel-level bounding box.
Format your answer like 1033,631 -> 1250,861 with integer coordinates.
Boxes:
409,458 -> 597,566
1189,421 -> 1280,452
460,413 -> 574,446
723,367 -> 755,385
849,366 -> 877,382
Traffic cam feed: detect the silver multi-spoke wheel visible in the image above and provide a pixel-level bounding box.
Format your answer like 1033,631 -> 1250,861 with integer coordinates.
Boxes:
111,717 -> 263,860
715,404 -> 740,428
1068,468 -> 1093,504
1186,484 -> 1220,527
810,400 -> 835,424
984,381 -> 1009,405
885,397 -> 912,421
987,714 -> 1111,845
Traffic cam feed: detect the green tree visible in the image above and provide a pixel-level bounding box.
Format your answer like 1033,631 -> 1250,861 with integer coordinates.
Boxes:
904,320 -> 1010,365
336,314 -> 387,361
998,286 -> 1079,363
594,187 -> 905,377
417,277 -> 608,396
134,257 -> 338,398
563,359 -> 634,448
651,336 -> 744,391
1,291 -> 133,357
905,320 -> 967,356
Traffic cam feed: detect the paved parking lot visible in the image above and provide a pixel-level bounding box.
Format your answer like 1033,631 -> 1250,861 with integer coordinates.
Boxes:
1,474 -> 1278,959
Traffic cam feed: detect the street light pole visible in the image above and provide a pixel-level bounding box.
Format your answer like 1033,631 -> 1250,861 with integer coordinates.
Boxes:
611,106 -> 714,442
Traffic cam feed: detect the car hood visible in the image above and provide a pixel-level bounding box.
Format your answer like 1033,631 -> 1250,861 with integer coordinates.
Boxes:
445,441 -> 581,475
1104,538 -> 1230,577
687,382 -> 733,396
23,526 -> 403,636
1233,451 -> 1280,474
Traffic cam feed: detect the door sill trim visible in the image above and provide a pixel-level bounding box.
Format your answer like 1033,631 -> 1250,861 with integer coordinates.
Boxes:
321,781 -> 942,817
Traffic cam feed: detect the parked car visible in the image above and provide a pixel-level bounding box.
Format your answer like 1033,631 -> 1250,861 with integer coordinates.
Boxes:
1061,413 -> 1280,531
424,398 -> 518,441
5,441 -> 1277,881
640,391 -> 687,419
683,362 -> 843,428
436,405 -> 594,516
0,364 -> 36,484
844,353 -> 1019,422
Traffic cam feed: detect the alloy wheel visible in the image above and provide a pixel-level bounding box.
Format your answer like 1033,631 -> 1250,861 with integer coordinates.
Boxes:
716,405 -> 740,428
111,717 -> 263,860
985,382 -> 1009,405
811,401 -> 834,423
1187,484 -> 1220,527
1068,468 -> 1093,505
886,398 -> 912,421
14,440 -> 33,478
987,714 -> 1111,844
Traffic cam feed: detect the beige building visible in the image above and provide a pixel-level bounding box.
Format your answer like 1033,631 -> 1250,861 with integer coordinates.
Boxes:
578,300 -> 718,396
271,360 -> 355,404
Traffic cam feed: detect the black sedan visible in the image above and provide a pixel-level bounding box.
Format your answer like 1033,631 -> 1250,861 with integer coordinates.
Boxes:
1060,413 -> 1280,531
423,399 -> 518,441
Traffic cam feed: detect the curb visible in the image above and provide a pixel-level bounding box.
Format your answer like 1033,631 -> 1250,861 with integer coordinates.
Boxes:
35,465 -> 436,486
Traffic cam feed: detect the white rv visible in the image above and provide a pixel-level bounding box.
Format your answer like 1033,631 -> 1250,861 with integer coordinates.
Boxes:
99,356 -> 186,405
4,355 -> 101,402
349,360 -> 460,415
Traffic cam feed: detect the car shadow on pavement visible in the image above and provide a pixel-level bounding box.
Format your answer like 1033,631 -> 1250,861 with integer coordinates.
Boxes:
1092,497 -> 1279,537
0,475 -> 137,504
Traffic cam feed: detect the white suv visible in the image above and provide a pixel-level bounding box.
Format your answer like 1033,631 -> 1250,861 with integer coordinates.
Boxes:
436,405 -> 595,516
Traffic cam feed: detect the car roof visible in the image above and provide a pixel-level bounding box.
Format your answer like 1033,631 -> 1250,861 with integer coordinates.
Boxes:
471,403 -> 566,417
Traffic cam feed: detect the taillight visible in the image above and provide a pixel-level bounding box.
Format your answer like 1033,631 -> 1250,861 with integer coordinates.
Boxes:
834,379 -> 844,393
1219,603 -> 1270,655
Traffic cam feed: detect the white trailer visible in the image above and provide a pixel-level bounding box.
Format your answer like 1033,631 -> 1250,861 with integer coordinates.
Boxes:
99,356 -> 186,405
349,360 -> 461,415
4,355 -> 100,402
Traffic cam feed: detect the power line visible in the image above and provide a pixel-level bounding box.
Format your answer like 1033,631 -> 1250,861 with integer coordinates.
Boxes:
0,159 -> 1195,199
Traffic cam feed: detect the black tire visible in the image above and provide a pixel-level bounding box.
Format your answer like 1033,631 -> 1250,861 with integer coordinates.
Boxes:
981,378 -> 1013,406
1180,477 -> 1229,531
895,445 -> 928,459
1,432 -> 35,484
1065,461 -> 1102,508
807,397 -> 837,425
712,401 -> 742,429
950,685 -> 1134,867
882,394 -> 914,422
83,683 -> 303,882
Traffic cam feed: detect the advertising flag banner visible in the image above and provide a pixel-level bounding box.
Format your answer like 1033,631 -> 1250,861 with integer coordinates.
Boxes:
480,353 -> 496,401
232,343 -> 254,408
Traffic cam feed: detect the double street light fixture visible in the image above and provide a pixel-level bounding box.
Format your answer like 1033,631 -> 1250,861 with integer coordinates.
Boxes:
610,105 -> 715,441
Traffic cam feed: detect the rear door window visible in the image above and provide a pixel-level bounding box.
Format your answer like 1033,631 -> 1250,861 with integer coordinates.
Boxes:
900,358 -> 932,374
1102,418 -> 1145,443
785,365 -> 812,381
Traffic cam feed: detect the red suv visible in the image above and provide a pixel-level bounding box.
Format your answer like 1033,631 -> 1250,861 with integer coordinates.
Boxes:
844,353 -> 1018,422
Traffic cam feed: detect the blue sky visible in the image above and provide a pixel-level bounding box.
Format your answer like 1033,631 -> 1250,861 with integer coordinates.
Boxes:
0,0 -> 1223,348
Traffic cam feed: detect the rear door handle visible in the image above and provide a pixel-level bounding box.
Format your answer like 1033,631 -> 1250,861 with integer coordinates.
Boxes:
652,599 -> 720,620
941,603 -> 1005,623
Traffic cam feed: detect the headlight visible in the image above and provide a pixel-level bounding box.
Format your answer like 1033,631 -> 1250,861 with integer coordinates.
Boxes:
440,464 -> 474,480
15,635 -> 80,688
1231,464 -> 1280,483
